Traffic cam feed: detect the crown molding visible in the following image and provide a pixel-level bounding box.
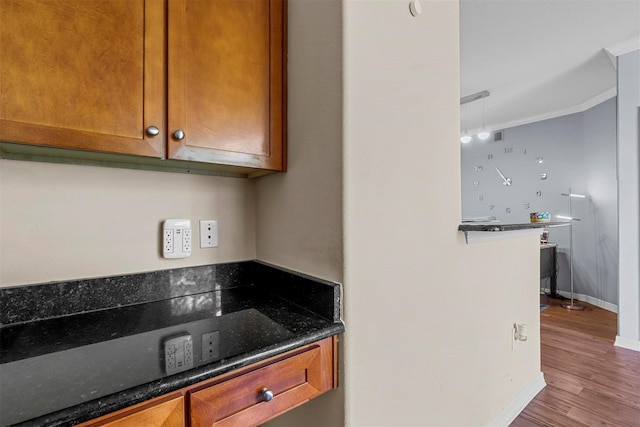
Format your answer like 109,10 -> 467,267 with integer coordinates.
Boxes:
466,87 -> 617,135
605,37 -> 640,57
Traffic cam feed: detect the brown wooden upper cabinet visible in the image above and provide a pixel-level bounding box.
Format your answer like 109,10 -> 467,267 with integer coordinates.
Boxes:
0,0 -> 286,172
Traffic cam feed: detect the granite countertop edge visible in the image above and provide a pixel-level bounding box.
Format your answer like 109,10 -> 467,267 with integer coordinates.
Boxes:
15,324 -> 345,427
3,261 -> 344,427
458,221 -> 571,232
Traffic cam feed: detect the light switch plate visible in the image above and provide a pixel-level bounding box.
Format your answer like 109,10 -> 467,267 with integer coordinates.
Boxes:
163,219 -> 191,258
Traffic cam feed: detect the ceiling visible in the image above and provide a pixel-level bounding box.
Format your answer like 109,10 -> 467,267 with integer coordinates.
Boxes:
460,0 -> 640,136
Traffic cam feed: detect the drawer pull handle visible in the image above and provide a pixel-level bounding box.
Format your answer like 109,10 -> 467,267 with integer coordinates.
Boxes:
260,388 -> 274,402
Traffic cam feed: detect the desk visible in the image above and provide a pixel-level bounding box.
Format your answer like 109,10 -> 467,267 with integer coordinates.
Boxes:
540,243 -> 559,297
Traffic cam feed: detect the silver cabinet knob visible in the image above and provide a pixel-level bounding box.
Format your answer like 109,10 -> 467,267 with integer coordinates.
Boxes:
173,130 -> 185,140
260,388 -> 274,402
146,126 -> 160,136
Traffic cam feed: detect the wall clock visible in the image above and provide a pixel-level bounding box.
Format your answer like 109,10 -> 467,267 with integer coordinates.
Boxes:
466,135 -> 550,217
495,167 -> 512,186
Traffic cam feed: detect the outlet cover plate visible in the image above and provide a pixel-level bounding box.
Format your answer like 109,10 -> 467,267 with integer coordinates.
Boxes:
163,219 -> 191,258
200,220 -> 219,248
201,331 -> 220,362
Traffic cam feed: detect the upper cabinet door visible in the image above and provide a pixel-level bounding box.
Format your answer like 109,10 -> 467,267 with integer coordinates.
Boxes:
168,0 -> 286,171
0,0 -> 165,157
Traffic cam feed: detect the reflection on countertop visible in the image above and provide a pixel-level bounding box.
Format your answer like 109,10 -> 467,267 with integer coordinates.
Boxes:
0,261 -> 344,427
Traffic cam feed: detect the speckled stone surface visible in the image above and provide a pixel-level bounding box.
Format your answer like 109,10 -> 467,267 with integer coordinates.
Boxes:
0,262 -> 251,325
0,262 -> 344,427
458,221 -> 570,232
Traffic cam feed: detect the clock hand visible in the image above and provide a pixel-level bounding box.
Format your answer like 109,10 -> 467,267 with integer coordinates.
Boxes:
495,167 -> 512,186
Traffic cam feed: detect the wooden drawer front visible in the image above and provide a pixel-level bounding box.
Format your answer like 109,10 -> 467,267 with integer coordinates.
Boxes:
79,395 -> 185,427
190,346 -> 324,427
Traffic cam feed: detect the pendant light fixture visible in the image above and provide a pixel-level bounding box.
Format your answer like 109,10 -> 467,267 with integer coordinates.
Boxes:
477,97 -> 490,140
460,90 -> 490,143
460,103 -> 471,144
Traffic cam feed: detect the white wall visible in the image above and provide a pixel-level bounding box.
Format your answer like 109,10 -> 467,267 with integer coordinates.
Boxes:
343,0 -> 540,425
255,0 -> 343,283
1,1 -> 547,425
617,49 -> 640,349
0,160 -> 256,286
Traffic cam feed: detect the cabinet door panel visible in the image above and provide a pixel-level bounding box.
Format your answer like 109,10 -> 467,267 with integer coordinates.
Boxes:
168,0 -> 285,170
79,395 -> 185,427
0,0 -> 164,157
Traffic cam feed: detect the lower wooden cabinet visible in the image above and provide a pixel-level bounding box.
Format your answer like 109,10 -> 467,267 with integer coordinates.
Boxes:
78,394 -> 185,427
78,337 -> 337,427
190,337 -> 335,427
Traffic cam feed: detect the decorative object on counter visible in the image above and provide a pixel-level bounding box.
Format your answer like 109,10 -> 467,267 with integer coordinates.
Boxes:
558,189 -> 587,311
530,212 -> 550,223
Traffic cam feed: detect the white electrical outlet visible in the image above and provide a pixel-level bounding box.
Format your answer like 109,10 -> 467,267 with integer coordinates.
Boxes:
200,220 -> 219,248
163,219 -> 191,258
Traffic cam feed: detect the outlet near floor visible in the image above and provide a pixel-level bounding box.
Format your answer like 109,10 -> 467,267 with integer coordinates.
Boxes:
200,220 -> 219,248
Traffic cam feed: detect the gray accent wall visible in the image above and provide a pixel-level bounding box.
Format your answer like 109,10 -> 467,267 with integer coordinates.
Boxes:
461,98 -> 618,305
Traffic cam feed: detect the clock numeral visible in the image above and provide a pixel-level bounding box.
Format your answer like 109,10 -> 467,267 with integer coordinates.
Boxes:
523,148 -> 527,155
540,173 -> 548,180
473,180 -> 479,187
488,204 -> 495,211
478,195 -> 484,201
487,154 -> 493,160
506,207 -> 511,213
536,191 -> 542,197
504,146 -> 513,154
535,157 -> 544,164
474,165 -> 484,172
524,202 -> 530,209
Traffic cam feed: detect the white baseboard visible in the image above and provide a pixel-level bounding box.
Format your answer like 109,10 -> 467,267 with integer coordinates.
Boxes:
615,335 -> 640,352
541,288 -> 618,313
487,372 -> 546,427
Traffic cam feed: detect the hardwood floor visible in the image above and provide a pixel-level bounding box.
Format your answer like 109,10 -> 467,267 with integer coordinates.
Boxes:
511,295 -> 640,427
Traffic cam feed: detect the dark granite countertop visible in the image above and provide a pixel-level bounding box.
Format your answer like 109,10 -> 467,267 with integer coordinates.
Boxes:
458,221 -> 571,232
0,261 -> 344,427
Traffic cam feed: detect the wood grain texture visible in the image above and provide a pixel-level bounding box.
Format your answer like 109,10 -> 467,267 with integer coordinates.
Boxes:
189,337 -> 335,427
0,0 -> 164,157
76,337 -> 337,427
78,394 -> 185,427
511,296 -> 640,427
168,0 -> 286,170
